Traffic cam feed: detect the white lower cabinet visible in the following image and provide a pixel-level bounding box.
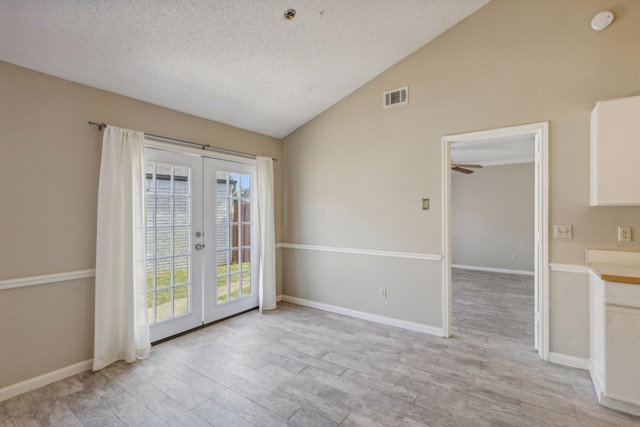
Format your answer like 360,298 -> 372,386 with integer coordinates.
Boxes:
605,305 -> 640,404
589,271 -> 640,416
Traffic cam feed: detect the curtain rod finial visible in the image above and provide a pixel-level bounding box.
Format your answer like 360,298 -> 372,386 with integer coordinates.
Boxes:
88,121 -> 107,131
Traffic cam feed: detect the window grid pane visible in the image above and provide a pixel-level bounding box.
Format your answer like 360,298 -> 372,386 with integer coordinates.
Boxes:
146,161 -> 193,324
216,172 -> 252,304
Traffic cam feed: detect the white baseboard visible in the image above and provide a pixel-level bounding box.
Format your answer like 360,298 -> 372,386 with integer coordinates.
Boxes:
0,359 -> 93,402
276,294 -> 282,302
281,295 -> 445,337
452,264 -> 534,276
602,395 -> 640,417
588,358 -> 604,403
548,352 -> 589,370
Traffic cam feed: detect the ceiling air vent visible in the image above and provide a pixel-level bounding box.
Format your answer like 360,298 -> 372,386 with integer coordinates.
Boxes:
383,86 -> 408,109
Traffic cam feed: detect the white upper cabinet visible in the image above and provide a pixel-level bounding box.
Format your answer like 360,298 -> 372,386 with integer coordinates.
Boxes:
591,95 -> 640,206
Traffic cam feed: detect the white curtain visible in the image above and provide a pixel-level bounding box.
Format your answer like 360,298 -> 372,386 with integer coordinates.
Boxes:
93,126 -> 150,371
256,156 -> 277,312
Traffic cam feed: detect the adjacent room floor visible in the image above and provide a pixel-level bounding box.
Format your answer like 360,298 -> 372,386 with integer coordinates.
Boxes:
1,270 -> 639,426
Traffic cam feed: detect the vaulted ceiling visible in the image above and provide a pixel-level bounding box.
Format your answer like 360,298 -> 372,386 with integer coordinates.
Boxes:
0,0 -> 491,138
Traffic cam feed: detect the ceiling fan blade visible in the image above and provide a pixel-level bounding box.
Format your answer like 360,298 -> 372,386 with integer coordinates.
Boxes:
452,166 -> 474,174
453,164 -> 483,169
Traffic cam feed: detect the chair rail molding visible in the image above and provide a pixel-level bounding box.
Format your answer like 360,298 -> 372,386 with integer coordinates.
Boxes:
0,269 -> 96,291
548,263 -> 590,274
278,243 -> 442,261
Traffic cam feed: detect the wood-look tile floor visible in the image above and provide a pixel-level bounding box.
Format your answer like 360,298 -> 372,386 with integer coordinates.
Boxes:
2,269 -> 639,426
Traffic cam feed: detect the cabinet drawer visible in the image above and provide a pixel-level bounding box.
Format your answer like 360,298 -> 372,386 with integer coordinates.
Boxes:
605,281 -> 640,309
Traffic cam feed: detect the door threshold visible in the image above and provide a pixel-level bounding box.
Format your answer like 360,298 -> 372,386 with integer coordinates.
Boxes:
151,306 -> 259,346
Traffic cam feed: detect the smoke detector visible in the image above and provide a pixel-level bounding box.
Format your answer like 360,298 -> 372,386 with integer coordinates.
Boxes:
591,11 -> 614,31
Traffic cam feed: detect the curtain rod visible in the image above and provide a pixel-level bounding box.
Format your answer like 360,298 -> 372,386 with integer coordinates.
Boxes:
88,121 -> 277,161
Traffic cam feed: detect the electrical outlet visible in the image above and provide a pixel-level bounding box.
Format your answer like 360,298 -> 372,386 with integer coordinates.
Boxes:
379,288 -> 387,299
618,226 -> 632,242
553,225 -> 573,239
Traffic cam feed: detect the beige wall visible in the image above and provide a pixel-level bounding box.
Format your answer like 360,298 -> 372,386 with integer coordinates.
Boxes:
0,61 -> 282,388
452,163 -> 535,272
282,0 -> 640,358
282,250 -> 442,326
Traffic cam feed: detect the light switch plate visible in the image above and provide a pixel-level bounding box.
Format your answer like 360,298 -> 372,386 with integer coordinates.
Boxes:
554,224 -> 573,239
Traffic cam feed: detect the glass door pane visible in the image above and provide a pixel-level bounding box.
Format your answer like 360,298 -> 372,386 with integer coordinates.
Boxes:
203,158 -> 258,323
145,149 -> 203,342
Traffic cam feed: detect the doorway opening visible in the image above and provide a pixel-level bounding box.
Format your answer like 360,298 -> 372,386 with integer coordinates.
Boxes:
442,122 -> 549,360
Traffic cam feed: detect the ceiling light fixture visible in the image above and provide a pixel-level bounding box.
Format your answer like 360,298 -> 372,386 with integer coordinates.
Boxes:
284,9 -> 296,20
591,11 -> 614,31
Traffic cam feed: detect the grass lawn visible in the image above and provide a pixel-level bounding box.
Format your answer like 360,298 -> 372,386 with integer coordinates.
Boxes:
217,262 -> 252,302
148,261 -> 252,321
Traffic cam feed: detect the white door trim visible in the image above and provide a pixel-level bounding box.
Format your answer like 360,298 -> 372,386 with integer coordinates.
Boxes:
144,140 -> 257,165
441,121 -> 549,360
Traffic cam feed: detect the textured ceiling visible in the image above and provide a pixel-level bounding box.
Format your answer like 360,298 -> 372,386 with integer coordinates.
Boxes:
0,0 -> 490,138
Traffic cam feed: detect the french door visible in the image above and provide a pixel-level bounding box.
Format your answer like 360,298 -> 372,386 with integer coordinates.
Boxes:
203,158 -> 259,323
145,149 -> 258,342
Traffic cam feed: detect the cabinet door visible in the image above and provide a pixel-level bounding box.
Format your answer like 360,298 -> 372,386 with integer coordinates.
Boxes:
591,95 -> 640,206
605,305 -> 640,405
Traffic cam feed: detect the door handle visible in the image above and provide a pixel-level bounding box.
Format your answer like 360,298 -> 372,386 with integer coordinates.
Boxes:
195,243 -> 205,250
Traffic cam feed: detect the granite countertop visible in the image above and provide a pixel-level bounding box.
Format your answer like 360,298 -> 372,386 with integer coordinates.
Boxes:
589,262 -> 640,285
